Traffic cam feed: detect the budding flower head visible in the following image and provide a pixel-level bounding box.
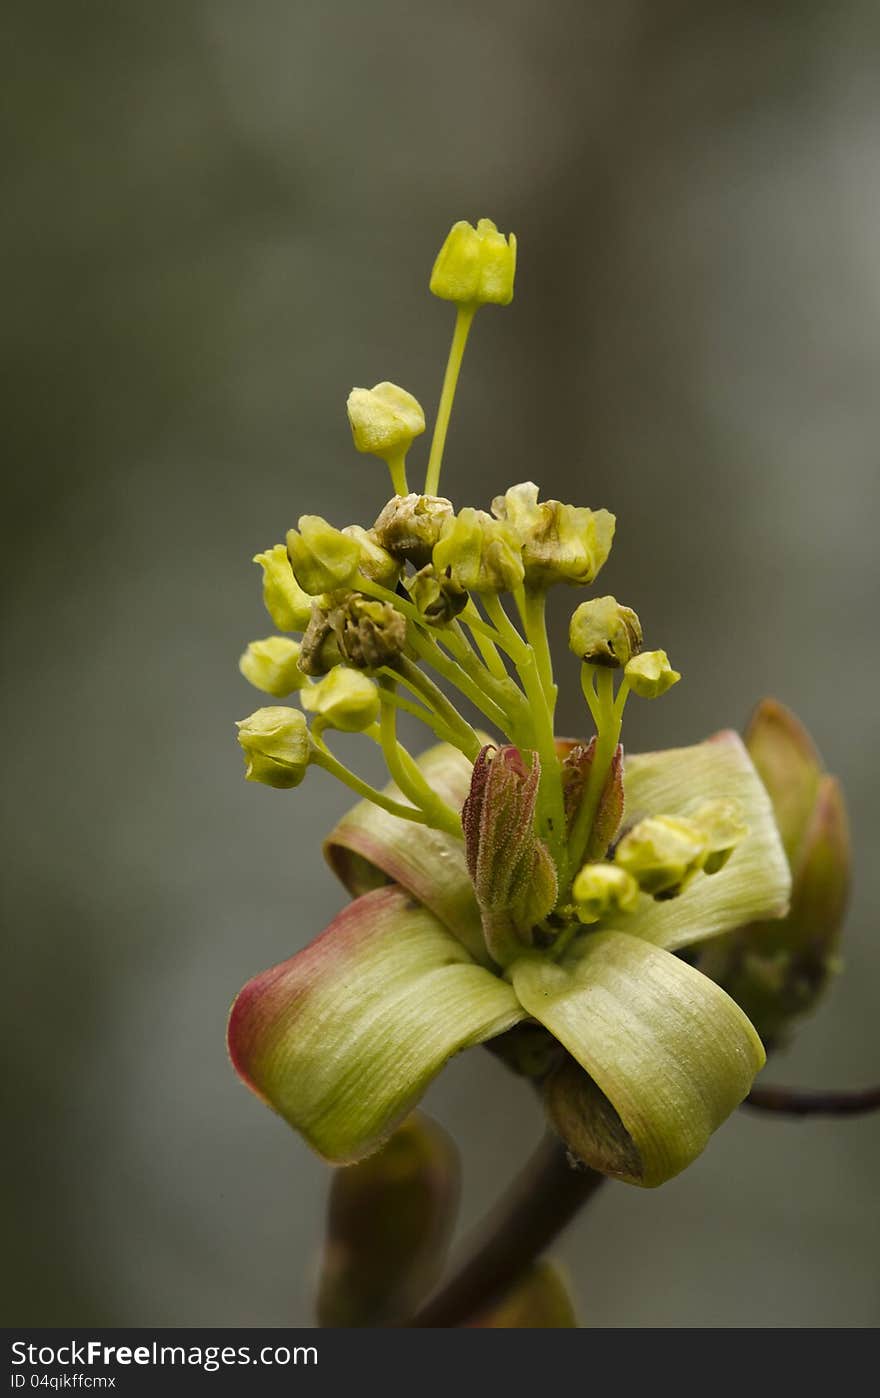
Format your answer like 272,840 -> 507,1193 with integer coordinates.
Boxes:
625,649 -> 681,699
253,544 -> 313,633
347,383 -> 425,459
341,525 -> 400,589
287,516 -> 362,596
430,219 -> 517,307
569,596 -> 643,668
433,508 -> 524,594
239,636 -> 306,698
572,862 -> 640,925
373,493 -> 454,569
236,706 -> 310,789
408,564 -> 468,626
615,814 -> 708,898
301,668 -> 379,733
491,482 -> 615,588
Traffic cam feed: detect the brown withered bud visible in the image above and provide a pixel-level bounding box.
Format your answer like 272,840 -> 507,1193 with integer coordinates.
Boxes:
330,594 -> 407,670
408,564 -> 468,626
373,493 -> 454,569
299,603 -> 344,676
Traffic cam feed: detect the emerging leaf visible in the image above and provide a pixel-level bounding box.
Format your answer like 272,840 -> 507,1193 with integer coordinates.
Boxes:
462,745 -> 557,964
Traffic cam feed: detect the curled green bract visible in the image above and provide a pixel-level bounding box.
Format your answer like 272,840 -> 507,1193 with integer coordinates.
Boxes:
229,734 -> 789,1183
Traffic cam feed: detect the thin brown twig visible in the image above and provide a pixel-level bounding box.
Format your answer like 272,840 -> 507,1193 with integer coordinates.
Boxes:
409,1133 -> 604,1328
745,1082 -> 880,1117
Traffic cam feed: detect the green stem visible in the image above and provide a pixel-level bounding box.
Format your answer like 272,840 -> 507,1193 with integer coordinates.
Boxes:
391,656 -> 482,761
377,679 -> 462,837
407,628 -> 511,736
310,733 -> 430,825
375,685 -> 459,749
424,304 -> 476,496
483,593 -> 567,881
386,448 -> 409,497
516,585 -> 556,716
460,601 -> 508,682
567,665 -> 621,878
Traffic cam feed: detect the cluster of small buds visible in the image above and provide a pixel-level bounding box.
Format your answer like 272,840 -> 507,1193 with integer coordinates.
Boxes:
236,215 -> 685,938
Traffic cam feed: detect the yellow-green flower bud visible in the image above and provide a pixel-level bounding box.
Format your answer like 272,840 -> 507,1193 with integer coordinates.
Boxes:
253,544 -> 313,632
236,706 -> 310,789
341,525 -> 400,589
615,814 -> 709,898
287,516 -> 362,596
373,493 -> 454,569
491,482 -> 615,588
688,799 -> 749,874
430,218 -> 517,306
625,649 -> 681,699
433,508 -> 524,594
239,636 -> 306,698
301,667 -> 379,733
330,594 -> 407,670
569,596 -> 642,668
346,383 -> 425,458
571,862 -> 641,925
407,564 -> 468,626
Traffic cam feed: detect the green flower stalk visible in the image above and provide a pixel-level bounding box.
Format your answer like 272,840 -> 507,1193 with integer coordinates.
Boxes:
227,216 -> 820,1202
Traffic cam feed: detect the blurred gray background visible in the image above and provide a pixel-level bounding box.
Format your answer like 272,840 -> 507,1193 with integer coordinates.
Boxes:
3,0 -> 879,1327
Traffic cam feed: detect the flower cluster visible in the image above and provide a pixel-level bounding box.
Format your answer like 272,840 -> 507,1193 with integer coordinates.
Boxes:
227,218 -> 847,1189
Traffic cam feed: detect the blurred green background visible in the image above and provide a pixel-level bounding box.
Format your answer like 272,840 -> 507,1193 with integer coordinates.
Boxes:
3,0 -> 879,1327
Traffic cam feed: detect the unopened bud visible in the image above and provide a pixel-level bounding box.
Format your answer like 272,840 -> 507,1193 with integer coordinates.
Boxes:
373,493 -> 454,569
239,636 -> 305,698
433,507 -> 524,594
625,649 -> 680,699
408,564 -> 468,626
569,596 -> 642,668
331,594 -> 407,670
316,1113 -> 459,1328
301,667 -> 379,733
341,525 -> 400,589
253,544 -> 313,632
430,218 -> 517,307
688,799 -> 748,874
491,482 -> 615,588
346,382 -> 425,459
571,862 -> 640,924
287,516 -> 362,596
236,706 -> 310,789
615,814 -> 708,898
